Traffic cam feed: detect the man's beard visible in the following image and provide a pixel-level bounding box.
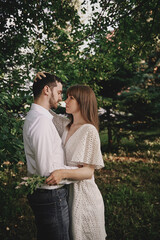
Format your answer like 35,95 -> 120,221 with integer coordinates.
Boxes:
49,92 -> 58,109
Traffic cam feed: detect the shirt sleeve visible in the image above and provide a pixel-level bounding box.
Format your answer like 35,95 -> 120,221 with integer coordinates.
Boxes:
70,125 -> 105,169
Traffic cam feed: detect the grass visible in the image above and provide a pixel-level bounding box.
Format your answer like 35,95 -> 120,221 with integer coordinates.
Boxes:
96,158 -> 160,240
100,127 -> 160,161
0,158 -> 160,240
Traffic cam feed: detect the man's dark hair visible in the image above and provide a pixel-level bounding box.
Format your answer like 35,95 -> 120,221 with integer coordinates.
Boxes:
33,72 -> 62,99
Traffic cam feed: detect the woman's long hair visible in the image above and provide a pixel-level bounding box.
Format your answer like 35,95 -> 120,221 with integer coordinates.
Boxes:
66,85 -> 99,131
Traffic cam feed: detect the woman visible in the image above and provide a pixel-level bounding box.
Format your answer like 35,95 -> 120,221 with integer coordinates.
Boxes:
46,85 -> 107,240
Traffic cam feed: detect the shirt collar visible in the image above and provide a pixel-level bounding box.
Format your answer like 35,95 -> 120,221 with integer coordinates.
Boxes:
31,103 -> 53,120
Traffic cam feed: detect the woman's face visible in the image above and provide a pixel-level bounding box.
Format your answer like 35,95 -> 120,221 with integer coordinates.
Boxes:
65,95 -> 80,114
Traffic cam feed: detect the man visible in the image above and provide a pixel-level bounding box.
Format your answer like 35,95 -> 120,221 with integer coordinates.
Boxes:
23,73 -> 71,240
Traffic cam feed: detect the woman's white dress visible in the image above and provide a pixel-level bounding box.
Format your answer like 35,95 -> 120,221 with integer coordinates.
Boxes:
62,124 -> 107,240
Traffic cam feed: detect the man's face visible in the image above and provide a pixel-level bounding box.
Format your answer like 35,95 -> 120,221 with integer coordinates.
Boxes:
49,81 -> 63,109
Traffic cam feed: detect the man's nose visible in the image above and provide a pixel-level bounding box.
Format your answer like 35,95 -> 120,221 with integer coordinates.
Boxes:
59,95 -> 62,101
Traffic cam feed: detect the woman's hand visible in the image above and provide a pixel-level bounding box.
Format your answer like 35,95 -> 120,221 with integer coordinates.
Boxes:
45,169 -> 64,185
34,71 -> 46,82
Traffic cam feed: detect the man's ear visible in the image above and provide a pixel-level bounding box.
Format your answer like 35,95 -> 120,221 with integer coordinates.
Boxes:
43,85 -> 50,96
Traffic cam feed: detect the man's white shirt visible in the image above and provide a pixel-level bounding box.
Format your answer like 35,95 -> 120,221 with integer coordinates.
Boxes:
23,103 -> 76,189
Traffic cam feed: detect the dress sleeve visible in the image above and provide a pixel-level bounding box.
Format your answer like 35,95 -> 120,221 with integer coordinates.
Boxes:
70,125 -> 104,169
49,110 -> 70,137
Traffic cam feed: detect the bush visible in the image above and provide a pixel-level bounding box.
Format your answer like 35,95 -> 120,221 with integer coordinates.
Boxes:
1,158 -> 160,239
0,164 -> 36,240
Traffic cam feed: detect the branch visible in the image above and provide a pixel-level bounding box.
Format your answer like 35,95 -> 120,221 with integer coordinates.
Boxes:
34,0 -> 158,68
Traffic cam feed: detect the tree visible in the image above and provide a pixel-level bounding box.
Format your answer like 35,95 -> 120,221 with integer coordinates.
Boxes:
0,0 -> 160,164
0,0 -> 83,167
77,0 -> 160,151
119,43 -> 160,128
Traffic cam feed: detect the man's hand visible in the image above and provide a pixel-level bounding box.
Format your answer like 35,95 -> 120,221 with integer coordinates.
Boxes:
34,71 -> 46,82
45,169 -> 64,185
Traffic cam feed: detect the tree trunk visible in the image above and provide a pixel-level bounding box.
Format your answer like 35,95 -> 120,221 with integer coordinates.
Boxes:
107,108 -> 112,152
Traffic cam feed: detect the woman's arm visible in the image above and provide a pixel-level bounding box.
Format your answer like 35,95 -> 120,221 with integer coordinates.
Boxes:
45,164 -> 94,185
49,109 -> 69,137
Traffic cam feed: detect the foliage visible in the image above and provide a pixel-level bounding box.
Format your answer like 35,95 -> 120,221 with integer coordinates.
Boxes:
0,163 -> 33,240
1,1 -> 160,238
96,159 -> 160,240
100,126 -> 160,161
83,0 -> 160,150
16,175 -> 46,195
1,1 -> 160,161
98,43 -> 160,150
0,157 -> 160,239
0,0 -> 82,167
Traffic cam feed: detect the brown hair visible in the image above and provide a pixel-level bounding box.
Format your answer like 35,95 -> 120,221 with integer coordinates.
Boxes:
67,85 -> 99,131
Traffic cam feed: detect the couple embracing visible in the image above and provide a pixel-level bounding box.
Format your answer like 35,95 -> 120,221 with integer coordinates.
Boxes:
23,72 -> 107,240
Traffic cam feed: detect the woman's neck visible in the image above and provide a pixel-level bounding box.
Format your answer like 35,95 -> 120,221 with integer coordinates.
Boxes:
72,113 -> 87,126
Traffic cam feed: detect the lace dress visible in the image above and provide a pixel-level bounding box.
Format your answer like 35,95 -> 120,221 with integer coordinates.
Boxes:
50,110 -> 106,239
62,124 -> 107,240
